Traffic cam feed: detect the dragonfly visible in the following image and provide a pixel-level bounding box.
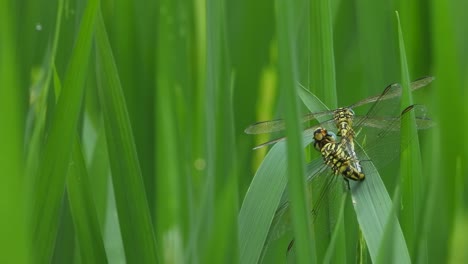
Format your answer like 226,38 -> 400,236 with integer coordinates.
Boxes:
245,76 -> 435,151
246,77 -> 436,255
265,104 -> 431,256
311,126 -> 364,181
246,77 -> 435,181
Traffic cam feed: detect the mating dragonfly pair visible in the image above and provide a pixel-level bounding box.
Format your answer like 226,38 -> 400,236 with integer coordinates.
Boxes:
245,77 -> 435,247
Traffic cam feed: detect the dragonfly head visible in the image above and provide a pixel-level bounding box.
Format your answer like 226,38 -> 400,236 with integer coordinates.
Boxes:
312,127 -> 336,151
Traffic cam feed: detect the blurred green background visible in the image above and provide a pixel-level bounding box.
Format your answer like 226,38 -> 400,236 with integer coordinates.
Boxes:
0,0 -> 466,263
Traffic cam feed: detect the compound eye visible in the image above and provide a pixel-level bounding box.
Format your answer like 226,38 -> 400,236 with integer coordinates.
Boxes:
313,127 -> 324,134
313,132 -> 323,141
313,127 -> 325,140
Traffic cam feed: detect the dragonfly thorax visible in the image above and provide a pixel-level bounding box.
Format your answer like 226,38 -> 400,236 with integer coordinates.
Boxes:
334,108 -> 355,138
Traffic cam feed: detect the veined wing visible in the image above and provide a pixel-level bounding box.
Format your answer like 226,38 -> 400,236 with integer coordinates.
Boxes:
354,110 -> 433,130
264,157 -> 343,246
244,109 -> 334,134
246,76 -> 434,135
250,109 -> 433,150
353,104 -> 435,170
246,76 -> 434,149
350,76 -> 434,109
337,77 -> 434,163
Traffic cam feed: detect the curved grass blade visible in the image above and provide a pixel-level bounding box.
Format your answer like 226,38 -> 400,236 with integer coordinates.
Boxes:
238,141 -> 289,264
30,1 -> 99,261
239,127 -> 317,264
95,10 -> 159,263
67,137 -> 108,263
25,0 -> 64,177
351,144 -> 411,263
50,63 -> 107,262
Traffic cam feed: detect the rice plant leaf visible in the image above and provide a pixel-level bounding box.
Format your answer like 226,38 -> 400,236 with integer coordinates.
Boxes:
276,0 -> 313,262
154,0 -> 192,261
95,9 -> 159,263
350,148 -> 410,264
0,0 -> 28,262
426,0 -> 461,262
42,66 -> 108,262
201,0 -> 239,262
393,11 -> 423,263
67,137 -> 108,263
25,0 -> 64,177
239,135 -> 315,264
30,1 -> 99,261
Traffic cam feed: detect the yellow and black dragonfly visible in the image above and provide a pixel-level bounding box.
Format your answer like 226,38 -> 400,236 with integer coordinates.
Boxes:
245,76 -> 434,151
245,77 -> 435,253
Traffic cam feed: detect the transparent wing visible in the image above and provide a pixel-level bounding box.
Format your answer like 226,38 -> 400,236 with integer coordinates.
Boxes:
354,104 -> 435,170
244,110 -> 334,134
264,158 -> 326,244
350,76 -> 435,109
246,76 -> 434,149
339,77 -> 435,169
246,76 -> 434,135
264,156 -> 344,247
251,119 -> 336,150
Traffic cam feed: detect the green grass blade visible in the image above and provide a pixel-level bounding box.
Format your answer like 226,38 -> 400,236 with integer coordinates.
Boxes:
426,0 -> 462,262
154,0 -> 193,261
308,1 -> 347,260
276,1 -> 314,263
203,0 -> 238,262
0,1 -> 29,262
322,192 -> 348,264
51,62 -> 107,263
394,12 -> 423,263
67,137 -> 108,263
112,0 -> 155,206
240,128 -> 328,263
395,0 -> 430,77
30,1 -> 99,261
95,9 -> 159,263
355,0 -> 398,92
309,0 -> 337,107
351,148 -> 411,263
25,0 -> 64,177
239,143 -> 290,264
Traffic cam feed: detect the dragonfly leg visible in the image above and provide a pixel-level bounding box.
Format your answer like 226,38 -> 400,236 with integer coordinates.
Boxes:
344,178 -> 351,191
